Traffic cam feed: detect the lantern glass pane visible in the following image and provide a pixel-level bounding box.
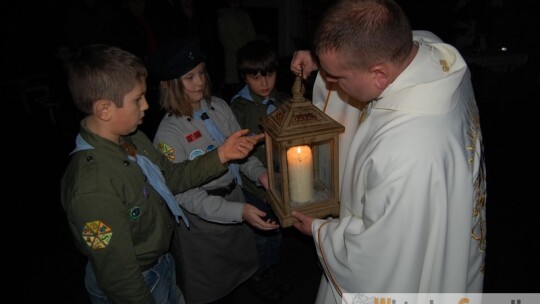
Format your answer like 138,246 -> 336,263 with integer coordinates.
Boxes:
271,142 -> 282,197
313,140 -> 333,201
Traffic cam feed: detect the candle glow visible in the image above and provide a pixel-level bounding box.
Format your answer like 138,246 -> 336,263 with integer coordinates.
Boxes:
287,145 -> 314,203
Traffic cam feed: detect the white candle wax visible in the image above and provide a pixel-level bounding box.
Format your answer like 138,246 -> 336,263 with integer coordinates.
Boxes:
287,145 -> 314,203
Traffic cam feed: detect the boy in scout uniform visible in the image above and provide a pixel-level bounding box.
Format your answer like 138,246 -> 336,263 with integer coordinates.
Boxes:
60,44 -> 263,304
229,39 -> 292,301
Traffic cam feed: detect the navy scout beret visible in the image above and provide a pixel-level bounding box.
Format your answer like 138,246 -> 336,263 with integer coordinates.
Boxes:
148,36 -> 204,81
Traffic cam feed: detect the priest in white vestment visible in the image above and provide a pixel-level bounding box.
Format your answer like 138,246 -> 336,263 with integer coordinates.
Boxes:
290,2 -> 487,303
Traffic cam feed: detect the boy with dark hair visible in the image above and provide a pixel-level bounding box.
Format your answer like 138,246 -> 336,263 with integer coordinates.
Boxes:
230,39 -> 292,302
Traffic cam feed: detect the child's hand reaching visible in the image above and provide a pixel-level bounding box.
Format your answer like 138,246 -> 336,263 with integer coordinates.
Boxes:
217,129 -> 265,164
242,204 -> 279,231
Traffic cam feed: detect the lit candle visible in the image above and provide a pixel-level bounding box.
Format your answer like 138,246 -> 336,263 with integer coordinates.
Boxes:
287,145 -> 313,203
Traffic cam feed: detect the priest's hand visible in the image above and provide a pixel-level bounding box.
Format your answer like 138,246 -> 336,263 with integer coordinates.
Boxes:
291,211 -> 313,236
290,50 -> 318,80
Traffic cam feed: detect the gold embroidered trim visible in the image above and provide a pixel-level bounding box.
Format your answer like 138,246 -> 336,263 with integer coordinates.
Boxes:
439,59 -> 450,72
465,95 -> 487,264
358,107 -> 368,124
316,220 -> 344,298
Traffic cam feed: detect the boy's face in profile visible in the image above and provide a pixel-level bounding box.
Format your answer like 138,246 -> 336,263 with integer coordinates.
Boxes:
111,79 -> 149,135
245,71 -> 276,98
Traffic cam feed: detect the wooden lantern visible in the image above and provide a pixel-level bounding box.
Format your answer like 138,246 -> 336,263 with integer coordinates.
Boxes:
260,76 -> 345,227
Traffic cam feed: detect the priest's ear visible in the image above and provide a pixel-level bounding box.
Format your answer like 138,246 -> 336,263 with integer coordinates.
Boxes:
370,63 -> 391,90
93,99 -> 113,121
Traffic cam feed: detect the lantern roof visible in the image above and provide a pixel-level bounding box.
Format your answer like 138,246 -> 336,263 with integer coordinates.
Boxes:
261,76 -> 344,141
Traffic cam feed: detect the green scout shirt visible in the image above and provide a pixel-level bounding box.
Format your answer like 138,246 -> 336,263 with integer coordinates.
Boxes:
230,88 -> 288,199
61,121 -> 227,303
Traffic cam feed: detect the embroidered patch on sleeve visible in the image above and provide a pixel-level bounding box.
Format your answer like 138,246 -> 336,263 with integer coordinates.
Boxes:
189,149 -> 205,160
82,220 -> 113,249
157,142 -> 175,161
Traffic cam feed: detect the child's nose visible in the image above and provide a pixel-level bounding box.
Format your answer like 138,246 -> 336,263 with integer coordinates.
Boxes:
141,97 -> 149,111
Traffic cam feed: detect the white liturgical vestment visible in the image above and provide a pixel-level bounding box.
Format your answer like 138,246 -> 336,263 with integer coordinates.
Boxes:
312,74 -> 362,188
312,31 -> 486,303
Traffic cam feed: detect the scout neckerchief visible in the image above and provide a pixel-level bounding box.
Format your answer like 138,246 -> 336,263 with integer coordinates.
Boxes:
71,134 -> 190,227
231,84 -> 277,114
194,108 -> 242,187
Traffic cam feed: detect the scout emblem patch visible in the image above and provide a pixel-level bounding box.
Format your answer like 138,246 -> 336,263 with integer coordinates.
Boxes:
189,149 -> 204,160
157,142 -> 175,161
82,220 -> 113,249
186,130 -> 202,143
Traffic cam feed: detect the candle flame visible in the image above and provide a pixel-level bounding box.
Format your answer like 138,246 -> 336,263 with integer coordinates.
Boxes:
295,146 -> 303,162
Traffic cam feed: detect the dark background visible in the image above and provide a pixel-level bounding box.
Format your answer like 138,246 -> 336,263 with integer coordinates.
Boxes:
2,0 -> 538,303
